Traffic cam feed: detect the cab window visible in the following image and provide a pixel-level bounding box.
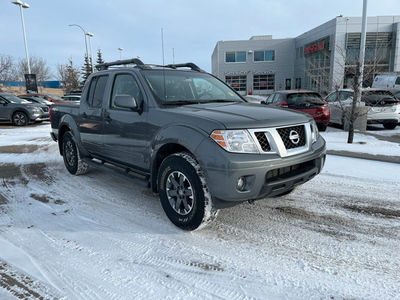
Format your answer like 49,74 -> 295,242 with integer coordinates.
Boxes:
110,74 -> 143,110
87,76 -> 109,108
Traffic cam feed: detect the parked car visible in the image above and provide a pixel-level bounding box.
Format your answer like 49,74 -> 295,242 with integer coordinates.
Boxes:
68,90 -> 83,95
62,95 -> 81,101
18,95 -> 53,108
372,73 -> 400,90
0,92 -> 48,126
325,89 -> 400,129
260,90 -> 330,131
18,93 -> 68,103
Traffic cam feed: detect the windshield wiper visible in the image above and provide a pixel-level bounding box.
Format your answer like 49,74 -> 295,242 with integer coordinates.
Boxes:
162,101 -> 200,106
205,99 -> 239,103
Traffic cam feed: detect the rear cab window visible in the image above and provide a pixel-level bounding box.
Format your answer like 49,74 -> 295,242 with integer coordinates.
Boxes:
87,76 -> 109,108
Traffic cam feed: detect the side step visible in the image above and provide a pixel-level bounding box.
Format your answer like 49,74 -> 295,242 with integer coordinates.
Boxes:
82,158 -> 150,188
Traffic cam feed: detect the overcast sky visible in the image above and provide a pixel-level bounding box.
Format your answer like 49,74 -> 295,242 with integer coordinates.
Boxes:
2,0 -> 400,79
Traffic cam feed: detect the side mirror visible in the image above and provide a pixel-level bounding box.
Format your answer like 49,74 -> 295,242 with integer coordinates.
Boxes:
0,100 -> 7,106
114,94 -> 138,110
260,100 -> 266,105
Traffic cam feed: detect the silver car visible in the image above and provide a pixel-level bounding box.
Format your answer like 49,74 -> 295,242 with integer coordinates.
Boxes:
325,89 -> 400,130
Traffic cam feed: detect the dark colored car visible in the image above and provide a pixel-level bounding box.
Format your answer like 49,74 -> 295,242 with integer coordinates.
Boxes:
18,93 -> 69,103
62,95 -> 81,101
0,92 -> 48,126
18,95 -> 53,107
261,90 -> 330,131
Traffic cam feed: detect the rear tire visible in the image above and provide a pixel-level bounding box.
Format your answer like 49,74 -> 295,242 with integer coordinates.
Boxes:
157,152 -> 218,231
62,131 -> 89,175
12,112 -> 28,126
383,122 -> 397,130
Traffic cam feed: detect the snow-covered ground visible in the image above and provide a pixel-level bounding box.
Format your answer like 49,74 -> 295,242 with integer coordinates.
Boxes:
0,122 -> 399,299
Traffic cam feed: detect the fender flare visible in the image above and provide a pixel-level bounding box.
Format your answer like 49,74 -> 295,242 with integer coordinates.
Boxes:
149,124 -> 209,192
58,114 -> 91,158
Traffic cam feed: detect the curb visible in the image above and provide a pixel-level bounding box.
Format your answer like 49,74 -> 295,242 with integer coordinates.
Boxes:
327,150 -> 400,164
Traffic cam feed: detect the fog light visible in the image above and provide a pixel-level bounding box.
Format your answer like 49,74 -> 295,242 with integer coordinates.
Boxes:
237,177 -> 246,191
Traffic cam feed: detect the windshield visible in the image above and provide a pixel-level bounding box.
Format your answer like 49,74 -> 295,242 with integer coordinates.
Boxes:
361,91 -> 396,102
286,93 -> 324,105
1,94 -> 30,104
141,70 -> 243,105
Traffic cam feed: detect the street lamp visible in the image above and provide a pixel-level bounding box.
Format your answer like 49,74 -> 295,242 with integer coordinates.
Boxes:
118,47 -> 123,60
86,32 -> 94,72
11,0 -> 31,74
69,24 -> 89,65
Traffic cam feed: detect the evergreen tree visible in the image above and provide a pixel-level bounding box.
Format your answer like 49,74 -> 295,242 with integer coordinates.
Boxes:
96,48 -> 105,65
81,54 -> 92,87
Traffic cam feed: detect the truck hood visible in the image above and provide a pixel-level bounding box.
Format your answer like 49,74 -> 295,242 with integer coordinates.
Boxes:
169,102 -> 312,131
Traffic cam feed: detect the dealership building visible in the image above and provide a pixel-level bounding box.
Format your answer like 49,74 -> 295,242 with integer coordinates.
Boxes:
211,15 -> 400,95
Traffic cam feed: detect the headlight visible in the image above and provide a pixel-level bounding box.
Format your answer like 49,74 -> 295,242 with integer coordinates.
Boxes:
310,120 -> 319,144
210,130 -> 259,153
32,107 -> 41,113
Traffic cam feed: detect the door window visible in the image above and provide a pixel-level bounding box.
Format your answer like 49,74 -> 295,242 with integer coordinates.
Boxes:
110,74 -> 143,110
87,76 -> 109,108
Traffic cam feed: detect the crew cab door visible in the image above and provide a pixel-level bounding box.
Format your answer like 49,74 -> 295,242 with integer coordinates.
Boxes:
79,75 -> 109,155
102,73 -> 148,170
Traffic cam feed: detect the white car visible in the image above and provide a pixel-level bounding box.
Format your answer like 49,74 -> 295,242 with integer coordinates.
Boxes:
325,88 -> 400,130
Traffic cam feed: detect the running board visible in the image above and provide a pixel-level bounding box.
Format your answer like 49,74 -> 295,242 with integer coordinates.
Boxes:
82,158 -> 150,188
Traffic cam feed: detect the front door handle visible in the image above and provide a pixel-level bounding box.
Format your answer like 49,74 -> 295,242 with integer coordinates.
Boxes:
104,114 -> 112,123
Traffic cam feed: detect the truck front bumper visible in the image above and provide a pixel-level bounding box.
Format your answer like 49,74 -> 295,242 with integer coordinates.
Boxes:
195,137 -> 326,209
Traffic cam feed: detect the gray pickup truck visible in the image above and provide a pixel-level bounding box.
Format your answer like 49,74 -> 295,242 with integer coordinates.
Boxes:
50,59 -> 326,230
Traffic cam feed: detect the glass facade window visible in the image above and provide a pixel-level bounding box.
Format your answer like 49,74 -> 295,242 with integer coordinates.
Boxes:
295,78 -> 301,89
254,50 -> 275,62
345,32 -> 393,87
225,51 -> 246,63
225,76 -> 247,91
304,36 -> 331,93
253,75 -> 275,90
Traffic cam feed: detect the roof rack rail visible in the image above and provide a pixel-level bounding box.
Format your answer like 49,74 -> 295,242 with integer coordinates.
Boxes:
95,58 -> 146,71
165,63 -> 204,72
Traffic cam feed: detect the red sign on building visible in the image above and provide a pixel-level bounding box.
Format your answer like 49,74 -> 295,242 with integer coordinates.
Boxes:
304,41 -> 325,55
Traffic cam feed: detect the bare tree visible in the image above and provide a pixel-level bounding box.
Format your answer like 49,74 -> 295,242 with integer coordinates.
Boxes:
0,54 -> 16,84
57,57 -> 80,94
15,54 -> 53,87
303,33 -> 393,143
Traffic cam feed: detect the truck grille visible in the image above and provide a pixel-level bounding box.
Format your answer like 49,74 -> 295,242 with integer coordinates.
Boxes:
277,125 -> 306,150
254,132 -> 271,151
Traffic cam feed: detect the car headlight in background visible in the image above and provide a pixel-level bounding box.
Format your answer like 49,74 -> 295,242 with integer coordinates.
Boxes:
310,120 -> 319,144
210,130 -> 259,153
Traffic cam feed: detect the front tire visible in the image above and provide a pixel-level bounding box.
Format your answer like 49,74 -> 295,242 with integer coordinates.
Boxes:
62,131 -> 89,175
158,152 -> 218,231
12,112 -> 28,126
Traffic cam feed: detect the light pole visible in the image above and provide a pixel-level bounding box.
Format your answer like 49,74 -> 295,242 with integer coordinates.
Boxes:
86,32 -> 94,72
11,0 -> 31,74
69,24 -> 89,64
118,47 -> 123,60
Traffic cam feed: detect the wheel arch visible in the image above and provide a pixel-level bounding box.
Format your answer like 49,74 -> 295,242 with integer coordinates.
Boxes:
149,125 -> 208,194
151,143 -> 191,194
